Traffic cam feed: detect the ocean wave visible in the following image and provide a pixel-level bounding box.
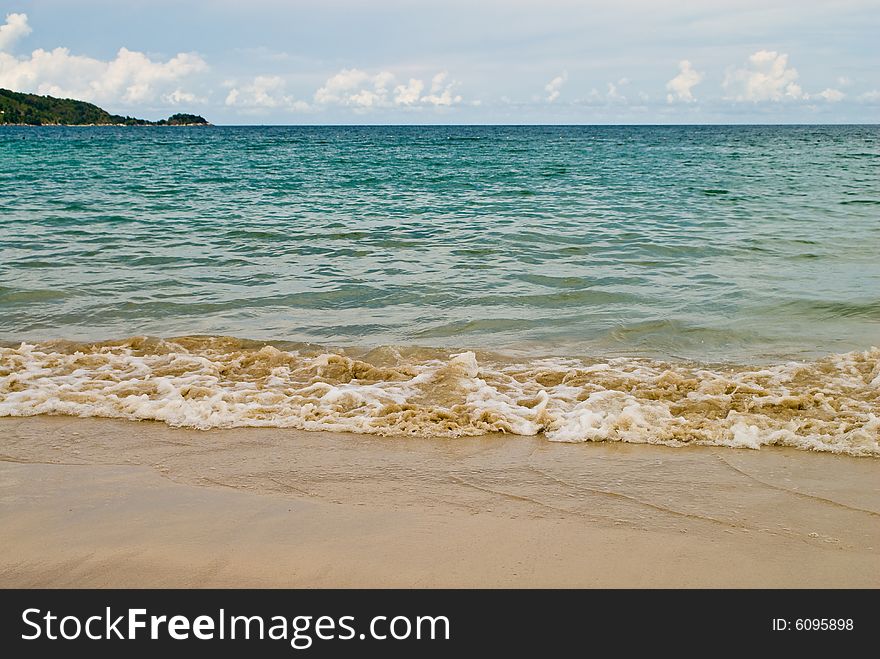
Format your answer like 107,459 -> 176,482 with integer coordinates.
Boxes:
1,336 -> 878,457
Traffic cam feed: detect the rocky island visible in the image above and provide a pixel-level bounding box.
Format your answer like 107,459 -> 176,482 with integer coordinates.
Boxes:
0,88 -> 209,126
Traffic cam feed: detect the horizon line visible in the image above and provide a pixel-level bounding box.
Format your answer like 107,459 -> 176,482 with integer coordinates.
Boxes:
8,122 -> 878,128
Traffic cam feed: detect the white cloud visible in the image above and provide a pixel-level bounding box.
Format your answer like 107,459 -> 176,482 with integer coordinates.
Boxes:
723,50 -> 805,101
314,68 -> 461,109
0,47 -> 207,105
666,59 -> 703,102
817,88 -> 844,102
0,13 -> 30,52
0,14 -> 207,107
393,78 -> 425,105
859,90 -> 880,102
315,69 -> 363,104
164,88 -> 199,104
544,71 -> 567,103
837,76 -> 852,87
225,75 -> 308,111
314,69 -> 380,106
421,71 -> 461,106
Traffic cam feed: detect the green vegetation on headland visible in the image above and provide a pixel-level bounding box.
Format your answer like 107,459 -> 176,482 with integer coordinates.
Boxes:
0,89 -> 209,126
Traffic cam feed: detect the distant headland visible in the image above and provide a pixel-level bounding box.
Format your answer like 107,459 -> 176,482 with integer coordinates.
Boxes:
0,88 -> 209,126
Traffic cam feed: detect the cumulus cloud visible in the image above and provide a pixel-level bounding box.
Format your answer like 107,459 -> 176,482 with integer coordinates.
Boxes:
544,71 -> 567,103
666,60 -> 703,102
723,50 -> 805,101
314,68 -> 461,109
817,88 -> 844,102
164,88 -> 199,105
0,47 -> 207,105
225,75 -> 308,111
314,69 -> 383,106
858,90 -> 880,102
393,78 -> 424,105
0,14 -> 207,107
421,72 -> 461,106
0,13 -> 30,52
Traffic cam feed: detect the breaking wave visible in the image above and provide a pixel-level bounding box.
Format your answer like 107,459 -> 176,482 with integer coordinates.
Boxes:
1,336 -> 878,456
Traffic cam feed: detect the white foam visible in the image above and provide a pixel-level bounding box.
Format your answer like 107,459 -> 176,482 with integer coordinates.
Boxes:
1,338 -> 878,456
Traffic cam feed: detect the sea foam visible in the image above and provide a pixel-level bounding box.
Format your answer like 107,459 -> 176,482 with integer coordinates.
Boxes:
1,336 -> 878,456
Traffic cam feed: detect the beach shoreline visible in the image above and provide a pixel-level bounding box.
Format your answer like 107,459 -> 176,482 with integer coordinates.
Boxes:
1,416 -> 877,588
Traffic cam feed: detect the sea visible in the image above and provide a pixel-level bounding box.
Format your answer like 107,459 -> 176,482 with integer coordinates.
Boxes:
1,125 -> 878,455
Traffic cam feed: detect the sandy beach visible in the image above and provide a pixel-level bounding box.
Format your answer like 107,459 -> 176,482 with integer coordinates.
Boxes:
1,416 -> 877,588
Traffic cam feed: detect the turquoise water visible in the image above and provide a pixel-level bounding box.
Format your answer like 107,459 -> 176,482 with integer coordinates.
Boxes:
2,125 -> 879,453
1,125 -> 878,360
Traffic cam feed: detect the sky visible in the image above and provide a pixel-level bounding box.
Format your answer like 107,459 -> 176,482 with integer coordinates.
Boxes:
0,0 -> 878,124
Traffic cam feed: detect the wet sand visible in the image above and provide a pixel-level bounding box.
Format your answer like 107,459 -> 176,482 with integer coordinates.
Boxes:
0,416 -> 878,587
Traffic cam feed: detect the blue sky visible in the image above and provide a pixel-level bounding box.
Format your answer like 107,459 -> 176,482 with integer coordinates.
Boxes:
1,0 -> 878,124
